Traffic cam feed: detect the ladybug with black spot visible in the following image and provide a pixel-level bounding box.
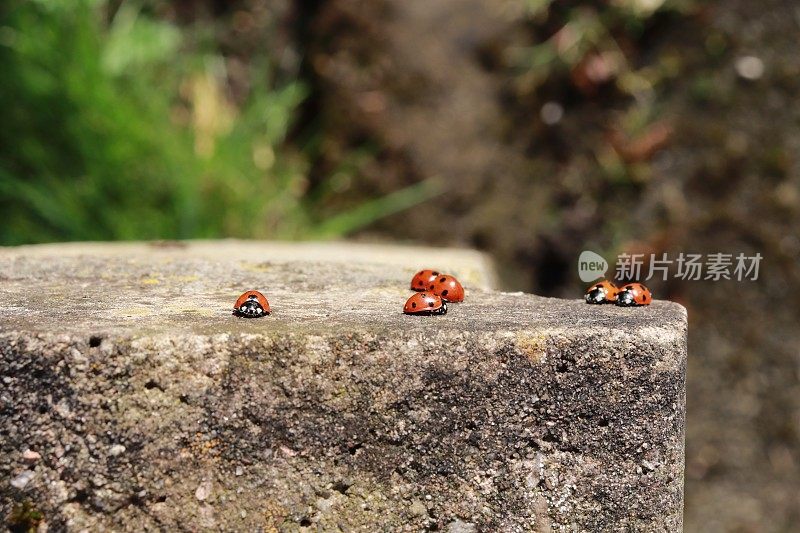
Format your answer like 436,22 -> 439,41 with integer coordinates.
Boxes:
615,283 -> 652,307
429,274 -> 465,303
233,290 -> 271,318
410,269 -> 440,291
585,279 -> 619,304
403,291 -> 447,316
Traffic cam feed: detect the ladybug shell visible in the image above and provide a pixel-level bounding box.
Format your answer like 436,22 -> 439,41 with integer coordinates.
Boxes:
233,290 -> 271,317
585,279 -> 618,304
410,269 -> 440,291
403,291 -> 447,315
428,274 -> 465,302
617,283 -> 652,306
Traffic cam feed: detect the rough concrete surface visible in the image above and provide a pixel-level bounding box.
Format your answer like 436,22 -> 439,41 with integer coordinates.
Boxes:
0,241 -> 686,531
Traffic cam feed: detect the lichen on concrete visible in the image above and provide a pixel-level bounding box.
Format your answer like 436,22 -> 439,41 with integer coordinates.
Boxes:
0,241 -> 686,531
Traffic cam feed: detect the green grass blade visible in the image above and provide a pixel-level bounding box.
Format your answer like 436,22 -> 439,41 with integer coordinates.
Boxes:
309,178 -> 443,240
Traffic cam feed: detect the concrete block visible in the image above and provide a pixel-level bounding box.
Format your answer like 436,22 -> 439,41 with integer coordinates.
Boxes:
0,241 -> 686,531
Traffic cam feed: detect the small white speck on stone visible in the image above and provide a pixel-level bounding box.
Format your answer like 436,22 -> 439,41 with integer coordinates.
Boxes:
10,470 -> 35,489
54,400 -> 71,418
448,519 -> 478,533
235,466 -> 244,476
280,446 -> 297,457
240,510 -> 247,519
316,497 -> 333,513
108,444 -> 126,457
735,55 -> 765,80
22,449 -> 41,464
409,499 -> 428,517
195,480 -> 212,501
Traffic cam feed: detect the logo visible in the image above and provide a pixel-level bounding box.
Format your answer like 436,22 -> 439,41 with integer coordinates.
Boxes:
576,250 -> 763,282
578,250 -> 608,282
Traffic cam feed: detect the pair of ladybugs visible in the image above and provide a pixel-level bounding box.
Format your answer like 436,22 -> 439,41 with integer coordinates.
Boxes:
403,269 -> 465,316
585,280 -> 652,307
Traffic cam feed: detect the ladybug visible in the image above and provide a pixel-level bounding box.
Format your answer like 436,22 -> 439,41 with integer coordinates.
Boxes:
410,269 -> 440,291
585,279 -> 619,304
233,290 -> 271,318
615,283 -> 652,307
403,291 -> 447,316
429,274 -> 465,303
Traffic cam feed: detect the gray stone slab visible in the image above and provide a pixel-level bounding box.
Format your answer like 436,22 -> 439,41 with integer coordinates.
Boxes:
0,242 -> 686,531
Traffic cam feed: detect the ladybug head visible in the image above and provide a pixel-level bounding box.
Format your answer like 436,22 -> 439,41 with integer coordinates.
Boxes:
616,289 -> 636,307
235,294 -> 267,317
585,286 -> 607,304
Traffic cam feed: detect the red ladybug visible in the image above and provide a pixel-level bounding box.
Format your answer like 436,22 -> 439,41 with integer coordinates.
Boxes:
410,269 -> 440,291
403,291 -> 447,316
585,279 -> 619,304
616,283 -> 652,307
233,290 -> 271,318
429,274 -> 464,302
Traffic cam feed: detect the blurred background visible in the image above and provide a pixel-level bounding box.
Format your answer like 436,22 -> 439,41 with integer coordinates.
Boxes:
1,0 -> 798,530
